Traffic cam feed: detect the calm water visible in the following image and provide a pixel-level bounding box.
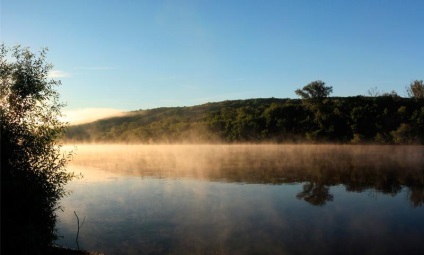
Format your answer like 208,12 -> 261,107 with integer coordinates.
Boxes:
56,145 -> 424,255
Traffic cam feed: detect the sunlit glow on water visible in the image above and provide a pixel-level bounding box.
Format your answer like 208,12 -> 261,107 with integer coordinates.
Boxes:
57,145 -> 424,254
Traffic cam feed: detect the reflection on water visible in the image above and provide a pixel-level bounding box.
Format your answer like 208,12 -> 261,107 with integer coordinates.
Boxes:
56,145 -> 424,254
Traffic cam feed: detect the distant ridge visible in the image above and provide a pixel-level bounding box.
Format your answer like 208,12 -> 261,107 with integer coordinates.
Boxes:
64,97 -> 424,144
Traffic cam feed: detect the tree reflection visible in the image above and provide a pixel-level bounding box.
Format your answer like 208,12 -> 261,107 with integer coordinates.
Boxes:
408,187 -> 424,207
70,145 -> 424,207
296,182 -> 334,206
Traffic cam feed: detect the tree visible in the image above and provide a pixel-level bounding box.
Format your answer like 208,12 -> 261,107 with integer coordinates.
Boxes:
1,44 -> 76,254
381,90 -> 400,98
367,86 -> 381,97
406,80 -> 424,99
295,80 -> 333,99
391,123 -> 415,144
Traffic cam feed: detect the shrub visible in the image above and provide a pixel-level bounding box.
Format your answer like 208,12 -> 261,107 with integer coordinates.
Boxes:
1,45 -> 75,254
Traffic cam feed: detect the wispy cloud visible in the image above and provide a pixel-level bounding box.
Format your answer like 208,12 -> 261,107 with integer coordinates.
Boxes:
48,70 -> 70,78
60,108 -> 126,125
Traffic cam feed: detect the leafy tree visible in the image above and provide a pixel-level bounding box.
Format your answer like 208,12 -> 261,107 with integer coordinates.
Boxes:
1,45 -> 76,254
381,90 -> 400,98
350,105 -> 378,140
412,107 -> 424,137
310,100 -> 352,142
406,80 -> 424,99
295,80 -> 333,99
234,106 -> 259,140
391,123 -> 416,144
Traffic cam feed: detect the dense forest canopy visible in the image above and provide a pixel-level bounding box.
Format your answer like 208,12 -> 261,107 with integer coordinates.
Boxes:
64,89 -> 424,144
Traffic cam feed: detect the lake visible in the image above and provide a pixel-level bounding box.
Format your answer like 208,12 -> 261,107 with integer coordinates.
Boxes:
56,145 -> 424,255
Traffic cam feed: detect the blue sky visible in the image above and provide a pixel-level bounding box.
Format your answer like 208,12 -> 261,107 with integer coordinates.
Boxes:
2,0 -> 423,120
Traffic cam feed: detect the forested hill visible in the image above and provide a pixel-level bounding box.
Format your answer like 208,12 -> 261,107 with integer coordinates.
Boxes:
64,97 -> 424,144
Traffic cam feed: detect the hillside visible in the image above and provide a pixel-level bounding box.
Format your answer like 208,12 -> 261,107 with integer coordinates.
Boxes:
64,97 -> 424,144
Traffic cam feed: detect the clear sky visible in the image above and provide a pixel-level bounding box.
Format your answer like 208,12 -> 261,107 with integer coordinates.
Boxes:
2,0 -> 423,121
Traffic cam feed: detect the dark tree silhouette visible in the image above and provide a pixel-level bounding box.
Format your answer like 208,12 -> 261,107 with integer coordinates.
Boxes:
1,44 -> 75,254
295,80 -> 333,99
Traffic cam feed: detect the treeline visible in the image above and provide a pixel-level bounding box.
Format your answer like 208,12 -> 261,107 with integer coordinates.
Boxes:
64,96 -> 424,144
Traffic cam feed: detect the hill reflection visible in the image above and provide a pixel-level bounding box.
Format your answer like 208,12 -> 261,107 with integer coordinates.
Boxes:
67,144 -> 424,207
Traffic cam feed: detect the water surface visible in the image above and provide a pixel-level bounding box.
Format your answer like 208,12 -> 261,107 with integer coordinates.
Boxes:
56,145 -> 424,254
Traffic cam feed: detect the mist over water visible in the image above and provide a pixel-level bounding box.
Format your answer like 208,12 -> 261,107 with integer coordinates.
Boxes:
57,144 -> 424,254
65,144 -> 423,181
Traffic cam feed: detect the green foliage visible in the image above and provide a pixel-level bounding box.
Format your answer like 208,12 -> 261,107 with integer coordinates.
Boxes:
295,80 -> 333,99
65,96 -> 424,144
391,124 -> 415,144
1,44 -> 75,254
